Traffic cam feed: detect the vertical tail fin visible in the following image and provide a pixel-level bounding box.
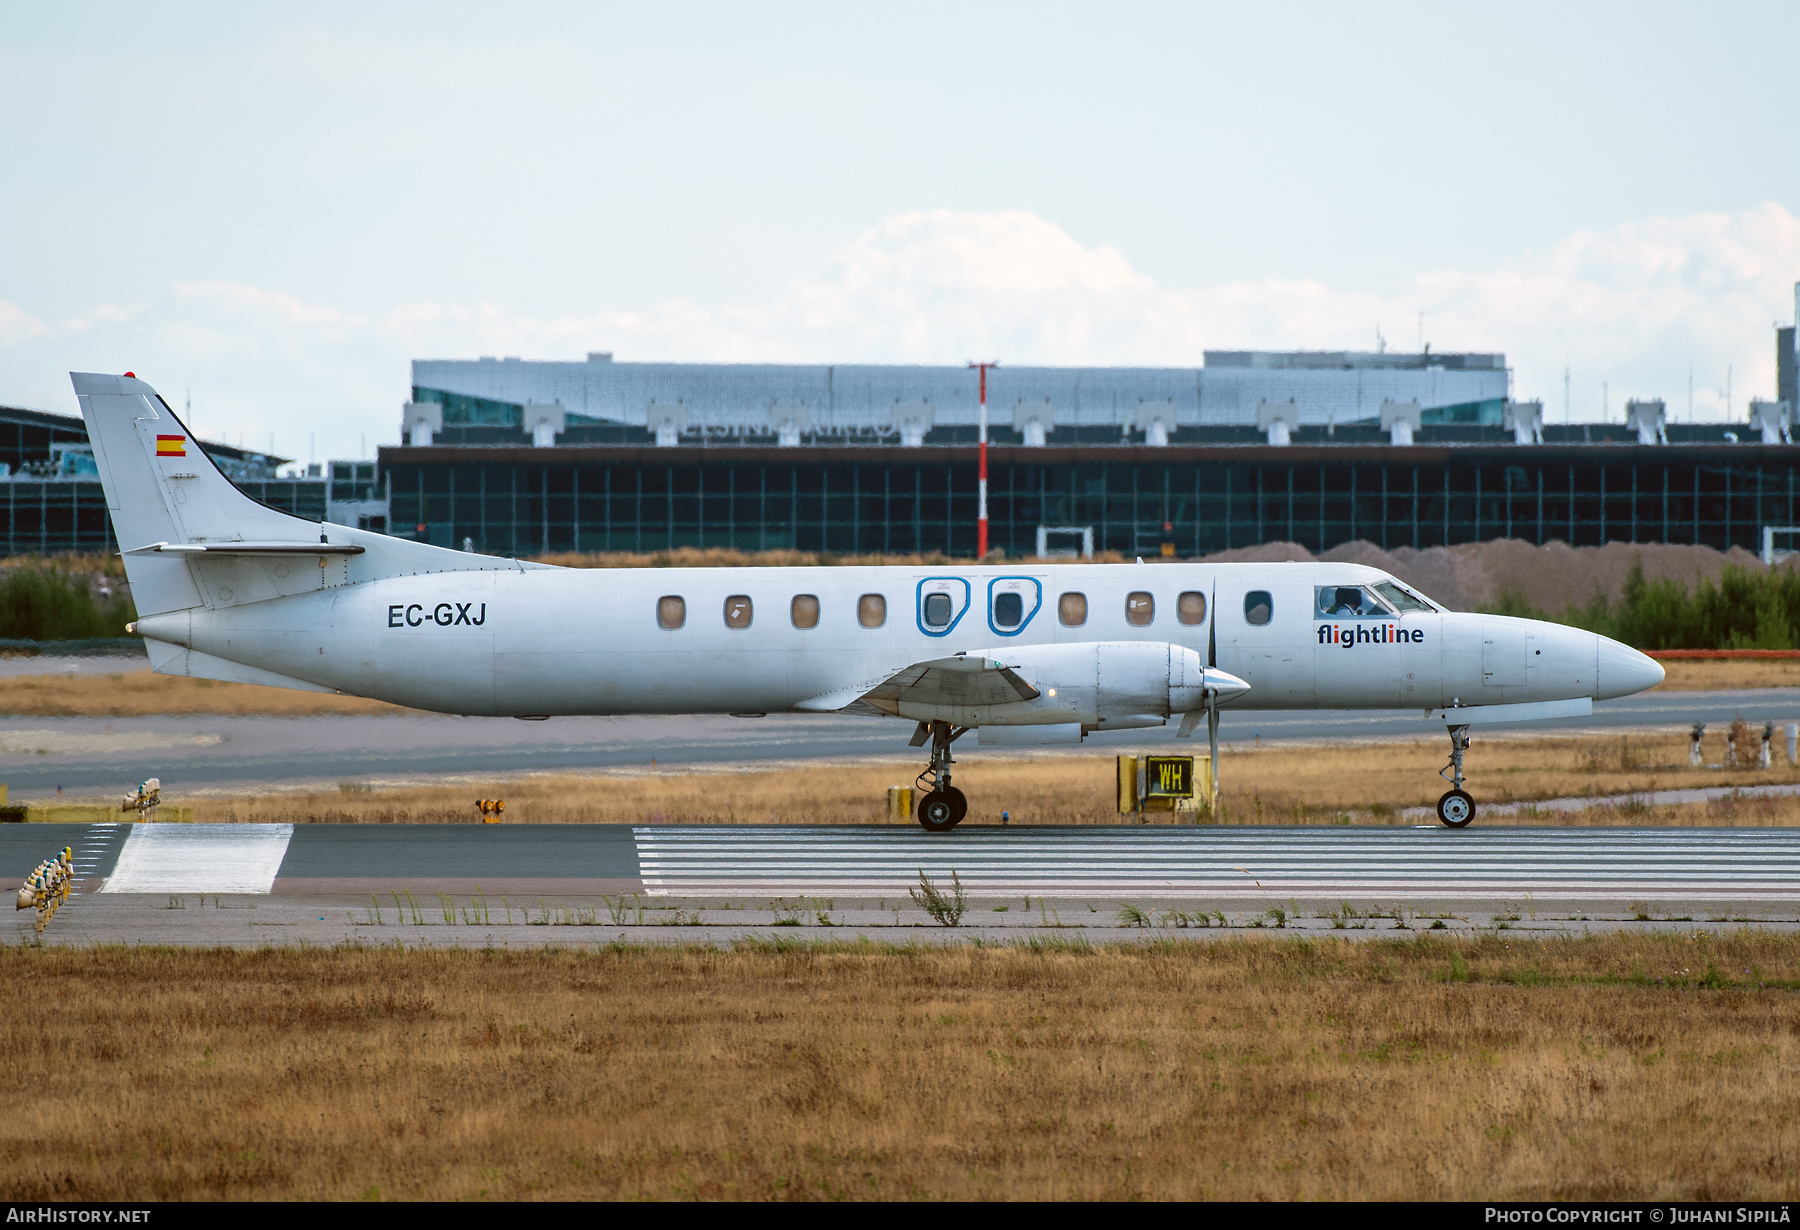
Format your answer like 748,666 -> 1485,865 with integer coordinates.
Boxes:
73,371 -> 556,621
72,372 -> 319,616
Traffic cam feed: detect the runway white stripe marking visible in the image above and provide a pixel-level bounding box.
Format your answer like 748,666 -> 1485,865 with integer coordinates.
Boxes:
632,826 -> 1800,899
102,824 -> 294,894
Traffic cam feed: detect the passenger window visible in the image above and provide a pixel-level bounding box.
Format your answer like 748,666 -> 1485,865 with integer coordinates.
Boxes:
1177,591 -> 1207,625
791,594 -> 819,629
993,591 -> 1023,628
1126,591 -> 1154,627
1244,591 -> 1273,626
858,593 -> 887,628
1058,592 -> 1087,627
657,595 -> 686,630
923,592 -> 953,628
724,595 -> 752,629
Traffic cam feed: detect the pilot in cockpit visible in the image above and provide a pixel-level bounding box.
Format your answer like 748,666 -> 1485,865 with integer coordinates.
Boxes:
1324,586 -> 1365,617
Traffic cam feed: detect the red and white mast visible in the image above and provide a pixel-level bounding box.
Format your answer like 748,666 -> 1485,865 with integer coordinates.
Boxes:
969,360 -> 998,559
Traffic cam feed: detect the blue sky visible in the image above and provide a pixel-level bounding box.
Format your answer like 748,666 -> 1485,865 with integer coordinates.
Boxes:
3,1 -> 1798,460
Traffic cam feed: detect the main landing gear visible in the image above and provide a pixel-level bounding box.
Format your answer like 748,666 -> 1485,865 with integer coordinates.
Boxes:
912,720 -> 968,832
1437,723 -> 1475,828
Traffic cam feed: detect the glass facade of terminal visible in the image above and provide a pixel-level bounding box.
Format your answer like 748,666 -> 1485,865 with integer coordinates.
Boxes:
412,387 -> 606,429
380,449 -> 1800,560
0,479 -> 328,555
7,450 -> 1798,560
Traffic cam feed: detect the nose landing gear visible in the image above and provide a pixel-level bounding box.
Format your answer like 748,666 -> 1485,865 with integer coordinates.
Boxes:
1437,723 -> 1475,828
914,720 -> 968,832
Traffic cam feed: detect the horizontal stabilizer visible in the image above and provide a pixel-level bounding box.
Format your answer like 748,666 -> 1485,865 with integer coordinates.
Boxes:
144,638 -> 338,694
126,541 -> 366,556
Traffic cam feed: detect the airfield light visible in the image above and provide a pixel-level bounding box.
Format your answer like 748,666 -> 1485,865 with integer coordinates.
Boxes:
121,778 -> 161,823
16,847 -> 73,933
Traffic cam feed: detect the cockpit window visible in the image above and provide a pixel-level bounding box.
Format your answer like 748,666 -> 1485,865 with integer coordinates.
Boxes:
1372,581 -> 1435,613
1315,585 -> 1392,619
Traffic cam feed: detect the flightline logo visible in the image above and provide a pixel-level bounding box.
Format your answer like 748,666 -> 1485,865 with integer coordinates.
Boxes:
154,434 -> 185,457
387,602 -> 488,628
1316,622 -> 1424,648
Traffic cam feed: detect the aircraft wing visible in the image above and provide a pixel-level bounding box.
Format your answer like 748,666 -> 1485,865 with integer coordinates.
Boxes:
795,653 -> 1040,716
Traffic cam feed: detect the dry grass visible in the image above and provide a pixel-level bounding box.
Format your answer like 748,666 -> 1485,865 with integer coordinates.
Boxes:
1211,730 -> 1800,827
1657,658 -> 1800,691
193,732 -> 1800,828
4,936 -> 1798,1200
0,655 -> 1786,718
0,670 -> 415,716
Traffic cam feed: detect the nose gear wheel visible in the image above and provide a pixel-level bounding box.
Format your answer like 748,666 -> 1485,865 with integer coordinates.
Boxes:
1437,723 -> 1476,828
1437,789 -> 1474,828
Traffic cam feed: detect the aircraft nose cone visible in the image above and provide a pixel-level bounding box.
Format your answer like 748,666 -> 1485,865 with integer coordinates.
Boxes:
1203,668 -> 1251,703
1596,637 -> 1664,700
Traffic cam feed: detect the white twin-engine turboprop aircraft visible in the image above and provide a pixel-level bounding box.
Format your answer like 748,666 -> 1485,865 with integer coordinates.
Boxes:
74,372 -> 1665,831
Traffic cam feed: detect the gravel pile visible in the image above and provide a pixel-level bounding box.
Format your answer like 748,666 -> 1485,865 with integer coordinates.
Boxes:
1198,538 -> 1774,613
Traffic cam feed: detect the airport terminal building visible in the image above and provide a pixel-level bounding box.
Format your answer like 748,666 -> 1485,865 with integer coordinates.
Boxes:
382,349 -> 1800,560
407,350 -> 1514,447
0,403 -> 318,555
5,342 -> 1799,560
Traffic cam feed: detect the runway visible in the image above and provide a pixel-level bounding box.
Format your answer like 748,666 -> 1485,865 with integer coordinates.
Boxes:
2,687 -> 1796,797
9,820 -> 1798,905
636,825 -> 1800,901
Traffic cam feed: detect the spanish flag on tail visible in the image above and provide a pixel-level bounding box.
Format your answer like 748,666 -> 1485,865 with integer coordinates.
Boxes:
155,434 -> 185,457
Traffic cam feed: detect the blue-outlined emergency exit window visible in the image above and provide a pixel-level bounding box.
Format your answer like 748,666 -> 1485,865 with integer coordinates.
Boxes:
916,577 -> 970,637
987,577 -> 1042,636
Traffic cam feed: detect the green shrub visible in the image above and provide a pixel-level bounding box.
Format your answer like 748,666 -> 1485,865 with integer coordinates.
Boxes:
0,568 -> 136,639
1489,558 -> 1800,650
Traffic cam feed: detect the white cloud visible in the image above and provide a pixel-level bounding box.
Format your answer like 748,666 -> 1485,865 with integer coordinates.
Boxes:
176,282 -> 368,336
0,302 -> 47,347
2,204 -> 1796,457
1401,204 -> 1800,408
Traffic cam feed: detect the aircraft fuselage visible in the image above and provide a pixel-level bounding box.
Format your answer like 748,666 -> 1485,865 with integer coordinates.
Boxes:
134,559 -> 1659,720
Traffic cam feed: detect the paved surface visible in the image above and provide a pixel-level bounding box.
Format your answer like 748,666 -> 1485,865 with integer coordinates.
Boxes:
21,894 -> 1791,949
2,821 -> 1797,948
3,688 -> 1797,798
105,824 -> 294,894
0,652 -> 146,678
1,674 -> 1795,944
1408,780 -> 1800,820
13,820 -> 1797,902
633,824 -> 1800,901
